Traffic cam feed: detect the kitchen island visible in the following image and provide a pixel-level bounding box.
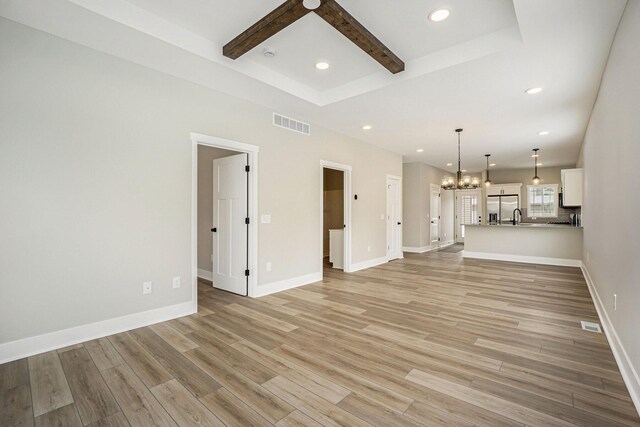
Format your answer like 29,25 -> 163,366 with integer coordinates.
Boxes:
463,224 -> 583,266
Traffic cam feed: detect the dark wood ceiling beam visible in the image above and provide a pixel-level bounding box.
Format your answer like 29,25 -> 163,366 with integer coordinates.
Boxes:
314,0 -> 405,74
223,0 -> 313,60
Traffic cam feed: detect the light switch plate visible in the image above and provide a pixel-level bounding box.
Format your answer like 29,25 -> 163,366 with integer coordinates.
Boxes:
261,214 -> 271,224
173,276 -> 181,289
143,281 -> 152,295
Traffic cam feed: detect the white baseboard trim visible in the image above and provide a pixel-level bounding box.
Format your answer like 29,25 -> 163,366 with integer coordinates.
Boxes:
349,256 -> 389,272
197,268 -> 213,281
253,272 -> 322,298
402,246 -> 433,253
0,301 -> 195,365
462,251 -> 582,267
403,242 -> 455,253
581,263 -> 640,415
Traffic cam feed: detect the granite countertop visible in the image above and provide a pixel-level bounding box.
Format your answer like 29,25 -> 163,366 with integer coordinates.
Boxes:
468,223 -> 583,229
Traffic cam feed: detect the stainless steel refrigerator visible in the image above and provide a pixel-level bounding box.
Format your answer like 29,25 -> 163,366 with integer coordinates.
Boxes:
487,195 -> 519,224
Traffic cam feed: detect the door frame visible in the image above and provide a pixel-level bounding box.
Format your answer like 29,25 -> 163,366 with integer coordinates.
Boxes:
386,174 -> 403,261
320,160 -> 352,275
191,133 -> 259,308
429,184 -> 441,249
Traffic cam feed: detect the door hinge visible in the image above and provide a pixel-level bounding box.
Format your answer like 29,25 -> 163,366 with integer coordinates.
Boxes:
245,217 -> 250,225
245,165 -> 250,172
245,269 -> 250,277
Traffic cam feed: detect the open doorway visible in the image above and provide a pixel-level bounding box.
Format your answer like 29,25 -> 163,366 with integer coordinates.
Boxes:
323,168 -> 344,269
320,161 -> 352,275
192,133 -> 258,305
198,146 -> 247,295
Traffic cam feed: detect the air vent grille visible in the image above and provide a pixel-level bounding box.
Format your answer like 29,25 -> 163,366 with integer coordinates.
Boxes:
580,321 -> 602,333
273,113 -> 310,136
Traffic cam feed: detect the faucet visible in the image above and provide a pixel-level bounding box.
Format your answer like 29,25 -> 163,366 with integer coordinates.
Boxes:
512,208 -> 522,225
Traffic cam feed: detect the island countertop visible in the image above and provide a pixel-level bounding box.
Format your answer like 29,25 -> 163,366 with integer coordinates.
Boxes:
467,223 -> 582,229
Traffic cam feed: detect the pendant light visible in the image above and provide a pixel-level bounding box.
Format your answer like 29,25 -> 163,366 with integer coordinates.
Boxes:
532,148 -> 541,184
484,154 -> 492,187
442,129 -> 477,190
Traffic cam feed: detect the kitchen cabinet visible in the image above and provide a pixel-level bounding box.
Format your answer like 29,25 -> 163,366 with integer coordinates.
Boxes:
561,168 -> 583,207
486,183 -> 522,197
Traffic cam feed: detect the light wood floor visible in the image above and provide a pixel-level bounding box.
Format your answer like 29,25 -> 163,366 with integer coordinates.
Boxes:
2,248 -> 639,426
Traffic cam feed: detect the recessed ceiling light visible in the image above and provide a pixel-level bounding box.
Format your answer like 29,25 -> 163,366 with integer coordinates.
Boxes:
446,163 -> 453,167
362,125 -> 372,130
262,47 -> 276,58
538,131 -> 550,136
428,8 -> 450,22
537,163 -> 543,166
525,87 -> 543,95
416,149 -> 424,153
315,62 -> 330,70
489,163 -> 496,167
303,0 -> 321,10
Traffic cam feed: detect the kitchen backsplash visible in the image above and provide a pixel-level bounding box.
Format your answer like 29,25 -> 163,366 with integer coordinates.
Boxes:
520,206 -> 581,224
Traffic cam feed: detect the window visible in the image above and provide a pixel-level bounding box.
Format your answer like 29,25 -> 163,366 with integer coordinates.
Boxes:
527,184 -> 558,218
458,194 -> 479,237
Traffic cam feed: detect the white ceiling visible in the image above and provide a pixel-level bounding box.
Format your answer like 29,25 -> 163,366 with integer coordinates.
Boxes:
0,0 -> 627,171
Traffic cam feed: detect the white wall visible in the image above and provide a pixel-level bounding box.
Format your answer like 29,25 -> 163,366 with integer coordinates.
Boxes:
0,19 -> 401,346
578,0 -> 640,409
197,146 -> 239,273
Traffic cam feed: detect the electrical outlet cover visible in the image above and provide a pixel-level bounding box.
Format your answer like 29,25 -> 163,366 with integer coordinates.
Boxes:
143,281 -> 152,295
173,276 -> 181,289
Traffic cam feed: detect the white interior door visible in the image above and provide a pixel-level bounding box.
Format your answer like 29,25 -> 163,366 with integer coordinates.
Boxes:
430,185 -> 441,248
455,190 -> 483,243
212,154 -> 247,295
387,177 -> 402,260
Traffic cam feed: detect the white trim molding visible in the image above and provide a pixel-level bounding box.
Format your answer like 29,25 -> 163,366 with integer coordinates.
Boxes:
581,263 -> 640,414
0,301 -> 194,365
197,269 -> 213,282
462,251 -> 582,267
252,272 -> 322,298
403,242 -> 455,253
350,256 -> 389,273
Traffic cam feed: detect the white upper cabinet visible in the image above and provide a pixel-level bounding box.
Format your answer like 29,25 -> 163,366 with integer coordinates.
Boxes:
561,168 -> 583,207
486,183 -> 522,197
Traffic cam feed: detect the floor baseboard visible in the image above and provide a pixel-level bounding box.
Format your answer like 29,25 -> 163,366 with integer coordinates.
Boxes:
0,301 -> 195,364
253,272 -> 322,298
581,263 -> 640,415
197,268 -> 213,282
462,251 -> 582,267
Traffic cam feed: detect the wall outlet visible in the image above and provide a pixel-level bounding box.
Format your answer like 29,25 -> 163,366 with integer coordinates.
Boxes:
266,262 -> 272,272
143,281 -> 152,295
261,214 -> 271,224
614,294 -> 617,311
367,245 -> 371,252
173,276 -> 181,289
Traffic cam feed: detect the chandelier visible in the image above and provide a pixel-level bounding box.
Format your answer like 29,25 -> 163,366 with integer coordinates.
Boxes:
441,128 -> 479,190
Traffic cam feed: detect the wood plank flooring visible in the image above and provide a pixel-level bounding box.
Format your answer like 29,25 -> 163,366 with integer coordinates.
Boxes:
2,247 -> 639,426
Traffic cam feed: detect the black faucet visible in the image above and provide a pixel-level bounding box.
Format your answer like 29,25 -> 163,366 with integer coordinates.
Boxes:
512,208 -> 522,225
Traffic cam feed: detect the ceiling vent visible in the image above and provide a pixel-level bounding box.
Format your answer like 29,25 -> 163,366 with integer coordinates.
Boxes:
273,113 -> 310,136
580,321 -> 602,333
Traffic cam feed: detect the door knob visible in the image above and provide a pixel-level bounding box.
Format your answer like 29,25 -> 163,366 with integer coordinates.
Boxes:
211,228 -> 217,232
